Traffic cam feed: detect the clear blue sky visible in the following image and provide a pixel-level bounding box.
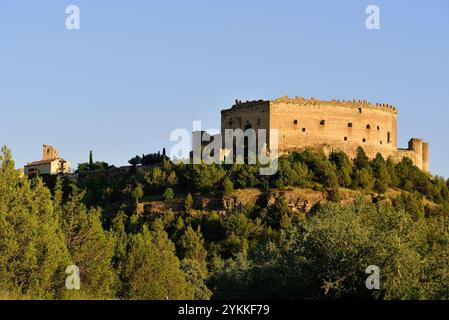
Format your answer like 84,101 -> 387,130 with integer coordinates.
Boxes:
1,0 -> 448,176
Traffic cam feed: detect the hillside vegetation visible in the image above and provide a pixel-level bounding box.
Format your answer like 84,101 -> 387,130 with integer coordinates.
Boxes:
1,145 -> 449,299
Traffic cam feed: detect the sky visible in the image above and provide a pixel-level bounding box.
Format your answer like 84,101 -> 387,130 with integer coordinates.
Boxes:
0,0 -> 448,176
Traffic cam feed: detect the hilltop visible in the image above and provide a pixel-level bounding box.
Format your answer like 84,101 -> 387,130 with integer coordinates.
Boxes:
2,145 -> 449,300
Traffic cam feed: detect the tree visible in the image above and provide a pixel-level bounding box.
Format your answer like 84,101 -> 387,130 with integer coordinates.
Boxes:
60,186 -> 118,298
128,155 -> 141,166
131,183 -> 144,204
122,221 -> 192,299
0,146 -> 71,299
183,163 -> 226,192
163,187 -> 174,201
353,167 -> 375,190
89,150 -> 93,169
222,177 -> 234,195
181,259 -> 212,300
329,151 -> 353,188
371,153 -> 390,193
184,193 -> 194,211
77,150 -> 113,172
210,200 -> 433,300
354,147 -> 370,170
179,226 -> 208,264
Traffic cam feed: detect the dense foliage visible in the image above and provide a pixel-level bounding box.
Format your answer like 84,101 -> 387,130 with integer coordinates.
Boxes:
1,145 -> 449,300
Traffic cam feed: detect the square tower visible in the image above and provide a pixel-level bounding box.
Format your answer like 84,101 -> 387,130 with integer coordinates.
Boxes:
42,145 -> 58,161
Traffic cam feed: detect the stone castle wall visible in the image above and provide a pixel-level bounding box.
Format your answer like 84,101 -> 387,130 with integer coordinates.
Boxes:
220,96 -> 429,172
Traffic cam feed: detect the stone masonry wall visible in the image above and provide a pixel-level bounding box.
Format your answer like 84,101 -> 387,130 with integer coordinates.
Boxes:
220,96 -> 429,172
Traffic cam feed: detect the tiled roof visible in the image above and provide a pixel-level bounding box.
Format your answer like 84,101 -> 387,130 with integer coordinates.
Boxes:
24,159 -> 54,167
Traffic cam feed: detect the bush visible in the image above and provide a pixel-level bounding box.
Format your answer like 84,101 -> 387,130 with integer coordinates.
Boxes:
163,187 -> 175,201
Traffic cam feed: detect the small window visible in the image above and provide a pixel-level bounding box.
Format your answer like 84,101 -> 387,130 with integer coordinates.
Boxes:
380,141 -> 383,145
348,123 -> 353,128
293,119 -> 298,125
358,108 -> 362,113
302,128 -> 306,132
363,138 -> 366,142
257,118 -> 261,125
377,126 -> 380,130
344,137 -> 348,141
320,120 -> 326,126
366,124 -> 371,129
387,132 -> 391,143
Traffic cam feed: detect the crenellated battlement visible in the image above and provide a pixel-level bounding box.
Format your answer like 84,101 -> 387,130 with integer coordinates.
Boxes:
271,96 -> 398,114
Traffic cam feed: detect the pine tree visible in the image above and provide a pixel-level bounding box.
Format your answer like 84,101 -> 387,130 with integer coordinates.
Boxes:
184,193 -> 194,212
0,146 -> 71,299
163,187 -> 174,201
179,226 -> 208,264
89,150 -> 93,169
222,177 -> 234,195
131,183 -> 144,204
123,220 -> 192,299
60,186 -> 118,298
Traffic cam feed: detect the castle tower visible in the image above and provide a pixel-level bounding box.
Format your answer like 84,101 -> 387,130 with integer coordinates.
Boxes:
408,138 -> 423,170
42,145 -> 58,161
422,142 -> 429,172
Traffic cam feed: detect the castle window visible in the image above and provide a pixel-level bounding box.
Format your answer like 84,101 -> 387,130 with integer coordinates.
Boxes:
320,120 -> 326,126
380,141 -> 383,145
302,128 -> 306,132
377,126 -> 380,130
344,137 -> 348,141
363,138 -> 366,142
293,119 -> 298,125
366,124 -> 371,129
358,108 -> 362,113
387,132 -> 391,143
348,123 -> 353,128
228,119 -> 233,128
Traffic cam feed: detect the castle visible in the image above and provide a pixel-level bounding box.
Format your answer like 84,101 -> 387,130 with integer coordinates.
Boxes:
220,96 -> 429,172
24,145 -> 71,176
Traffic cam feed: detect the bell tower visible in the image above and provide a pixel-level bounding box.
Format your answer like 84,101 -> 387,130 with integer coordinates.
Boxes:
42,145 -> 58,161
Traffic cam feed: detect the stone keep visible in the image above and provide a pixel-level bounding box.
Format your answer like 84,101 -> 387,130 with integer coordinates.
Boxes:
220,96 -> 429,172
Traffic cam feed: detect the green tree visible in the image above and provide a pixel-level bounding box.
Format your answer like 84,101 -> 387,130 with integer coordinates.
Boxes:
0,146 -> 71,299
371,153 -> 390,193
123,221 -> 192,299
353,168 -> 375,190
222,177 -> 234,195
128,155 -> 141,166
89,150 -> 93,169
184,193 -> 194,211
354,147 -> 370,170
181,259 -> 212,300
60,186 -> 118,298
329,151 -> 353,188
132,183 -> 144,204
163,187 -> 175,201
179,226 -> 208,264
